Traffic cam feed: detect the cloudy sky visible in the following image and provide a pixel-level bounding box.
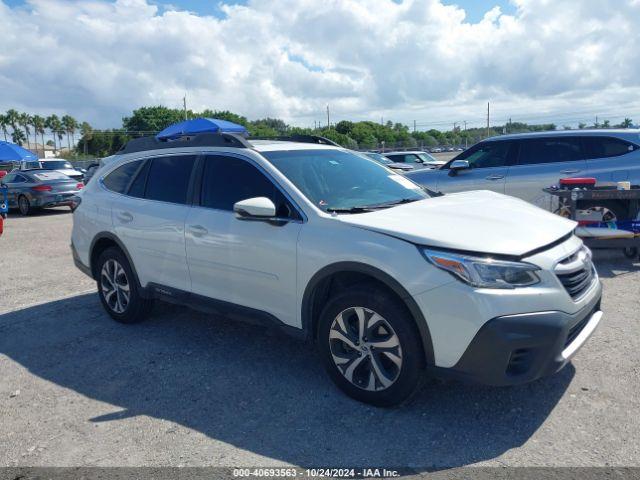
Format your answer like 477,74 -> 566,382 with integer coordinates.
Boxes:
1,0 -> 640,130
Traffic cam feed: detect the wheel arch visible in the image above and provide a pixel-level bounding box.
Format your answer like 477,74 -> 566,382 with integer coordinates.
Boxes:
301,261 -> 435,366
89,232 -> 145,294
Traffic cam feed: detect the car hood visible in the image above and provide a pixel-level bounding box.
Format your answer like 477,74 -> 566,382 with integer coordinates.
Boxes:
336,190 -> 576,257
387,163 -> 414,171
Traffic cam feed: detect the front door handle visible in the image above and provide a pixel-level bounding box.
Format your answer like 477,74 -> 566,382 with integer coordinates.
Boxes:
486,175 -> 505,180
117,211 -> 133,223
560,169 -> 580,174
188,225 -> 208,237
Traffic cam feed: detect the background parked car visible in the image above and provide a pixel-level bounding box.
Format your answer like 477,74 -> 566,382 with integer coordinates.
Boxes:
406,130 -> 640,221
361,152 -> 415,173
14,159 -> 85,182
0,170 -> 84,215
383,151 -> 445,169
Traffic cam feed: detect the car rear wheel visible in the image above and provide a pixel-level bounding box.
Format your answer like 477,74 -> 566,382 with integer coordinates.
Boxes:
18,195 -> 30,216
316,285 -> 424,407
97,247 -> 153,323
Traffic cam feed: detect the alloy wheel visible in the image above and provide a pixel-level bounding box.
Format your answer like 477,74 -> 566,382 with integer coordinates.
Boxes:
18,196 -> 29,215
100,259 -> 130,314
328,306 -> 403,391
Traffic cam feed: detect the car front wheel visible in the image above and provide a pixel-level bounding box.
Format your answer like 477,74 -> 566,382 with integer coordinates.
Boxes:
317,285 -> 424,407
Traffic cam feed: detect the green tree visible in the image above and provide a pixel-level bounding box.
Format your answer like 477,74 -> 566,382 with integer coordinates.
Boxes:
621,118 -> 633,128
123,106 -> 187,135
45,115 -> 62,151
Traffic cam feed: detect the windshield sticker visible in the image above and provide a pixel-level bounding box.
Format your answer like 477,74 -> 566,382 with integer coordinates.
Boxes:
388,175 -> 421,190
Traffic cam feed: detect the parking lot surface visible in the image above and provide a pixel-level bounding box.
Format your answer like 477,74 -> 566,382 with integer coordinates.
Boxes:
1,209 -> 639,468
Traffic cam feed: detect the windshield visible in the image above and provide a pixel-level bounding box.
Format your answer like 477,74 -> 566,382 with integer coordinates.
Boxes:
42,161 -> 74,170
417,153 -> 437,163
364,152 -> 392,165
23,161 -> 41,169
263,149 -> 428,212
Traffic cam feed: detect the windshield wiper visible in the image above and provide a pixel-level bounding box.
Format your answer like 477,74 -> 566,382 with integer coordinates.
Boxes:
326,206 -> 374,214
360,198 -> 421,209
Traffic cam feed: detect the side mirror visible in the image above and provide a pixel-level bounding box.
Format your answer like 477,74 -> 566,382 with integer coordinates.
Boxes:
448,160 -> 469,176
234,197 -> 276,220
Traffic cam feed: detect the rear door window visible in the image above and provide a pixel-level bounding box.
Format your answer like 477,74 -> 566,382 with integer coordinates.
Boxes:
103,160 -> 143,194
127,160 -> 150,199
583,136 -> 636,159
516,137 -> 583,165
144,155 -> 196,204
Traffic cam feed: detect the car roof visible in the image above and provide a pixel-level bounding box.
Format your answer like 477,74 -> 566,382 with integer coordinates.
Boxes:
249,140 -> 340,152
484,129 -> 640,142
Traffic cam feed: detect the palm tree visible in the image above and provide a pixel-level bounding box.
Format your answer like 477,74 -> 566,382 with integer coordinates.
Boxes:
32,115 -> 46,157
621,118 -> 633,128
45,114 -> 62,152
11,128 -> 26,146
0,114 -> 9,142
62,115 -> 78,152
80,121 -> 93,155
19,113 -> 32,151
6,109 -> 20,142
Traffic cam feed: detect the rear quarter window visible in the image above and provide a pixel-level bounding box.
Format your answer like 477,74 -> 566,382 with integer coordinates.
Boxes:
102,160 -> 143,194
583,136 -> 637,159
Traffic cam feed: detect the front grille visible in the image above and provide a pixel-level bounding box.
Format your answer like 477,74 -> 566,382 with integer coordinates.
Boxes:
565,315 -> 590,348
557,266 -> 595,300
555,246 -> 596,301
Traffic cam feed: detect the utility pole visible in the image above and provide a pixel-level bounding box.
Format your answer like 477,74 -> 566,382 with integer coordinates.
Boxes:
595,115 -> 599,128
464,121 -> 468,148
183,94 -> 188,121
486,102 -> 490,138
413,120 -> 416,133
508,117 -> 511,134
326,105 -> 330,128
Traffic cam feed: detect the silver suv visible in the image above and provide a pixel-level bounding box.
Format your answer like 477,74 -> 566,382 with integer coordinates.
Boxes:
407,130 -> 640,219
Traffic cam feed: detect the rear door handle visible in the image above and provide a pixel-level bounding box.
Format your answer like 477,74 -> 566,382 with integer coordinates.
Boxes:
560,169 -> 580,174
117,211 -> 133,223
485,175 -> 505,180
188,224 -> 208,237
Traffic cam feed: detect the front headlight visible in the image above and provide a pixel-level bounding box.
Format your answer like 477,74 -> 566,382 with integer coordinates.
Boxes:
422,248 -> 540,289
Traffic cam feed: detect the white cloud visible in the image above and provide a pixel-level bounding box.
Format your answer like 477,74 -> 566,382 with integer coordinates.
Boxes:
0,0 -> 639,129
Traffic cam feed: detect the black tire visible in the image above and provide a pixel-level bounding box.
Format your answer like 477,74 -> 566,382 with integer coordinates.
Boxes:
623,247 -> 638,259
577,200 -> 628,223
18,195 -> 30,216
316,285 -> 424,407
96,247 -> 153,324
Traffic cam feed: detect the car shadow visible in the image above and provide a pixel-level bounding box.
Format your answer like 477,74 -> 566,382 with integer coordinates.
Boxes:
592,249 -> 640,279
0,293 -> 573,469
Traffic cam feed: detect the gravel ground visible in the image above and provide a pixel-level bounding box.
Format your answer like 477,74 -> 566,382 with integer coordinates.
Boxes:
0,208 -> 639,469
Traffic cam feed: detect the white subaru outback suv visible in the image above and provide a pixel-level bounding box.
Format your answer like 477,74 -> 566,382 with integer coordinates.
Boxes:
71,130 -> 603,406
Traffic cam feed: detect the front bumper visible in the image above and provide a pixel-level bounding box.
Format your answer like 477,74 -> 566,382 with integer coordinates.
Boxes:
434,287 -> 602,386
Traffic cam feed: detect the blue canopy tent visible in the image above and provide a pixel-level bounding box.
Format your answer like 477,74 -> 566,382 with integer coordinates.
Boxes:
0,141 -> 38,162
156,118 -> 248,141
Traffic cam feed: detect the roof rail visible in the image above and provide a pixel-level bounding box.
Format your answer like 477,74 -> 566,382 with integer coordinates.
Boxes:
248,135 -> 341,147
118,132 -> 252,155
